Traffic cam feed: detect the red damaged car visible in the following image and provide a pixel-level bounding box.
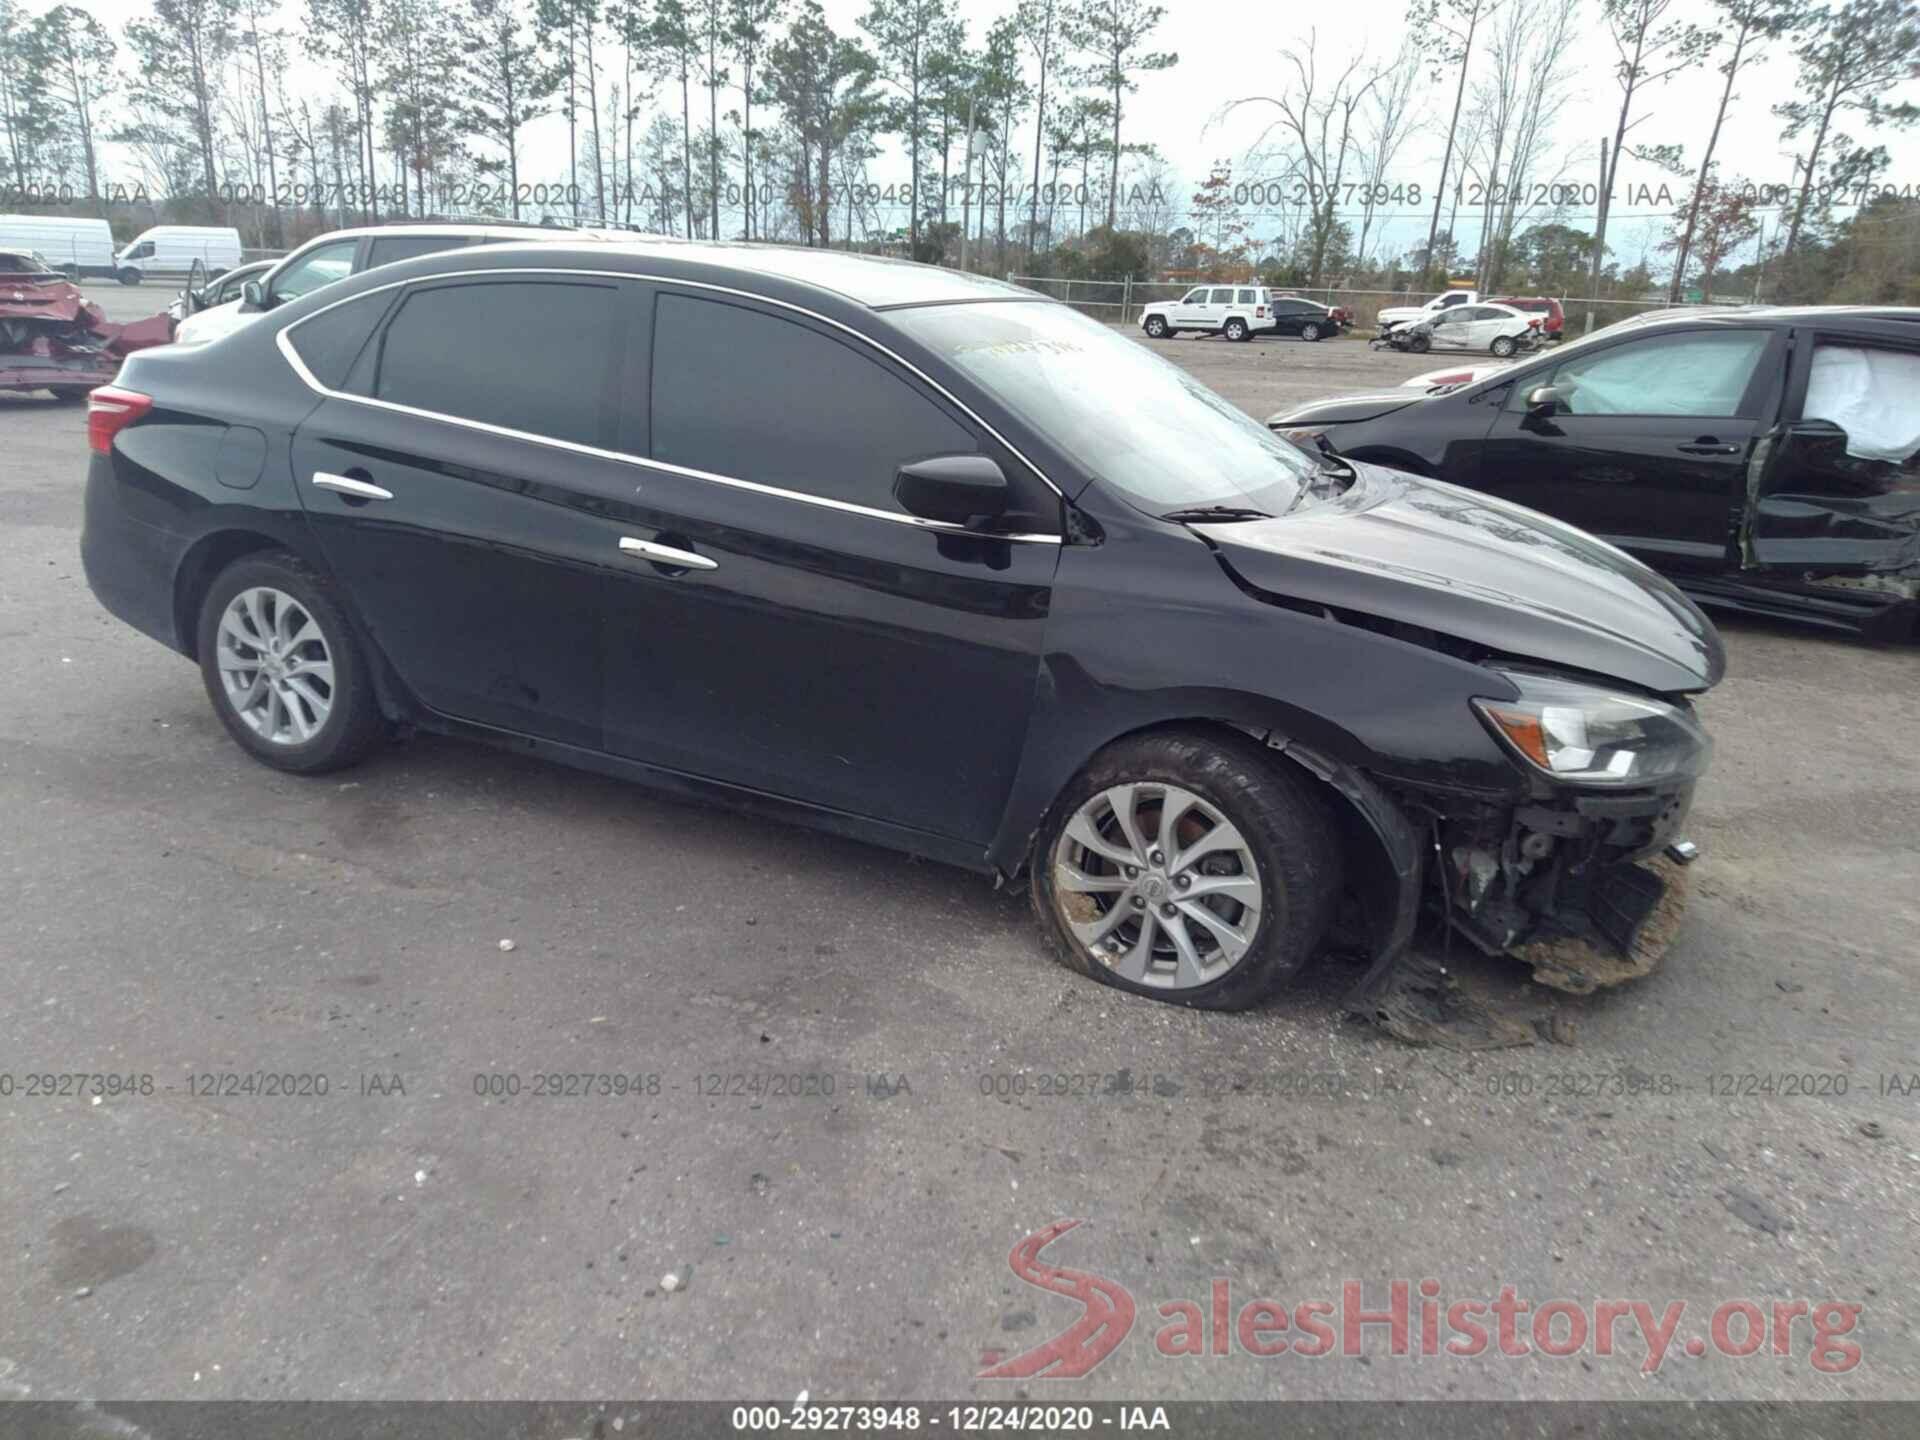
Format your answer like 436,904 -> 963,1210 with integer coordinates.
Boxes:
1491,295 -> 1565,339
0,248 -> 171,400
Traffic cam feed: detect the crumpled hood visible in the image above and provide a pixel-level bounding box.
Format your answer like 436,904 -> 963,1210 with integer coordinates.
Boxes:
1197,466 -> 1725,694
1268,390 -> 1427,427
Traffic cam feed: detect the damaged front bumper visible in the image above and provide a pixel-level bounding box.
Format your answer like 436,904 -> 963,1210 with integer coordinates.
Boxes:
1437,780 -> 1697,993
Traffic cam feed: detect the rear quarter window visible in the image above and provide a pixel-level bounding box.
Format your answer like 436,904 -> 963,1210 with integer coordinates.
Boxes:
284,291 -> 398,391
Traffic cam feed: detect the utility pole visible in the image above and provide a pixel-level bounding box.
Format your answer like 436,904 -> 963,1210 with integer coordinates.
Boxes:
1583,138 -> 1608,336
959,87 -> 979,272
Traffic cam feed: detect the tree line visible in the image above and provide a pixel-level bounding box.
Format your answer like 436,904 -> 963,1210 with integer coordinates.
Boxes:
0,0 -> 1913,306
1168,0 -> 1916,310
0,0 -> 1182,271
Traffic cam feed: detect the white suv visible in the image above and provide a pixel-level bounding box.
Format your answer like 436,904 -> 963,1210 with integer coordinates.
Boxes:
172,223 -> 593,346
1139,285 -> 1280,342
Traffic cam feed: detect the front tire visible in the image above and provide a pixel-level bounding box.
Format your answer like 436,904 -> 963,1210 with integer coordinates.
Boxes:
1144,315 -> 1169,338
117,267 -> 141,286
196,550 -> 385,774
1490,335 -> 1517,358
1224,317 -> 1249,342
1408,332 -> 1431,353
1029,730 -> 1343,1011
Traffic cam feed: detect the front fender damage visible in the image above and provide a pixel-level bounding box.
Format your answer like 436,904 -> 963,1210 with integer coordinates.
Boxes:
1261,729 -> 1700,1045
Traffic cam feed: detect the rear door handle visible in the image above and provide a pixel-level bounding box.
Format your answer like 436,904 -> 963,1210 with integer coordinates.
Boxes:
1676,442 -> 1740,455
312,471 -> 394,501
619,536 -> 717,571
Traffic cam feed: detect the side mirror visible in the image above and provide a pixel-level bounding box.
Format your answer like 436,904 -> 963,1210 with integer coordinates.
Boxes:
893,454 -> 1009,528
241,280 -> 267,311
1525,385 -> 1565,416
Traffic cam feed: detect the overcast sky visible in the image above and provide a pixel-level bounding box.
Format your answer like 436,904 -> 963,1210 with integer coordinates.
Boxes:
74,0 -> 1920,277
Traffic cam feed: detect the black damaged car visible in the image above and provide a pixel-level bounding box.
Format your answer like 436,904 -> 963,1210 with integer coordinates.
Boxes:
1271,306 -> 1920,639
82,241 -> 1718,1009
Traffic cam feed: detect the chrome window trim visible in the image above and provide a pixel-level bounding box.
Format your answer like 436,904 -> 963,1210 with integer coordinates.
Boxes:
274,265 -> 1066,545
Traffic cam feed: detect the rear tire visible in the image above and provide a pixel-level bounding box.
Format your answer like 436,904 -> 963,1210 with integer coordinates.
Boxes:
1490,335 -> 1517,358
1300,322 -> 1321,341
1224,317 -> 1249,342
1029,729 -> 1343,1011
196,550 -> 385,775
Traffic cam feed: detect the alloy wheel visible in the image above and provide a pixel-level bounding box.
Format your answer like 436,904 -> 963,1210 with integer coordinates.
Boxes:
215,586 -> 335,745
1051,782 -> 1264,990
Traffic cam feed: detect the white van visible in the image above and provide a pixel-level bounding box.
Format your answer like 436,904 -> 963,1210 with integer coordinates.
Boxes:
114,226 -> 244,285
0,215 -> 117,279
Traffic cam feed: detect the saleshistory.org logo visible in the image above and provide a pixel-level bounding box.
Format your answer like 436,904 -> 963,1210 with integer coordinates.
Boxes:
977,1220 -> 1864,1378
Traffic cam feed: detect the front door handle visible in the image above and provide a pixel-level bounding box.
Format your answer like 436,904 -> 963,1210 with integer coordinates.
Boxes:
1676,441 -> 1740,455
312,471 -> 394,501
619,536 -> 717,571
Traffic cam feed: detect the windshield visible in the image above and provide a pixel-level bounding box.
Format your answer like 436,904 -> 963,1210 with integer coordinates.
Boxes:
895,300 -> 1318,515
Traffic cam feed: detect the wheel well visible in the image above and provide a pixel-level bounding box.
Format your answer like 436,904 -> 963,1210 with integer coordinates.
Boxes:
1021,717 -> 1413,961
172,529 -> 286,659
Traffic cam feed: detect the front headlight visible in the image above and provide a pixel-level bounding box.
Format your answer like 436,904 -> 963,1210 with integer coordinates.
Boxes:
1474,672 -> 1710,787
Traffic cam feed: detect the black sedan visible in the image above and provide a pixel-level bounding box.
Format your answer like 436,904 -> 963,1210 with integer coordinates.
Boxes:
1272,306 -> 1920,638
1269,295 -> 1349,339
82,241 -> 1719,1008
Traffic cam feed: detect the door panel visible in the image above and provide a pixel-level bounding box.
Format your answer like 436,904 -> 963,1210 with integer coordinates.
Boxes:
291,402 -> 629,748
604,287 -> 1058,847
1478,415 -> 1758,565
1748,331 -> 1920,574
600,471 -> 1056,845
1475,327 -> 1778,568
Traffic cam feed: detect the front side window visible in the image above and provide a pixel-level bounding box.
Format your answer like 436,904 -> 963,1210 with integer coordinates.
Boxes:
373,280 -> 620,446
895,300 -> 1317,517
650,293 -> 979,514
1543,330 -> 1770,417
270,240 -> 358,304
1181,288 -> 1206,303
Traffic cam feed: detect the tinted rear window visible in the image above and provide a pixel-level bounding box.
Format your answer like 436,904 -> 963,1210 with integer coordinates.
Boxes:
372,280 -> 621,446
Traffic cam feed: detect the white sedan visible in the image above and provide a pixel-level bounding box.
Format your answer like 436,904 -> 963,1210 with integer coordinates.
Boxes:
1406,301 -> 1542,357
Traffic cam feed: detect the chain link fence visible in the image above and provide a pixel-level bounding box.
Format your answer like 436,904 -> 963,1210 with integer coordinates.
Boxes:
1002,275 -> 1703,335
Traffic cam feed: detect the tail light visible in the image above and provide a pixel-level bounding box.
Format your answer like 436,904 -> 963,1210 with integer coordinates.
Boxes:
1255,306 -> 1267,317
87,385 -> 152,455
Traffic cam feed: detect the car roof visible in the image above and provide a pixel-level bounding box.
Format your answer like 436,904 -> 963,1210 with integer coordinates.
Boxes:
425,237 -> 1037,310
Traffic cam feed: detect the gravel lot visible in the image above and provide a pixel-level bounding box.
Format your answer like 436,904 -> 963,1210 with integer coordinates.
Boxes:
2,296 -> 1917,1406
